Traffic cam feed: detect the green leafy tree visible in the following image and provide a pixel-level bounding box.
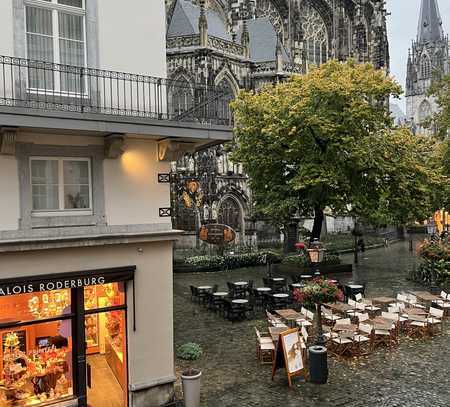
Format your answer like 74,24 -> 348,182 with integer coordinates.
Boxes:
231,60 -> 445,243
428,74 -> 450,139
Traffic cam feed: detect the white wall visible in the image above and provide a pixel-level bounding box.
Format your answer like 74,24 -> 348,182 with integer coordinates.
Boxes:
0,1 -> 14,56
0,155 -> 20,231
96,0 -> 167,78
104,138 -> 172,226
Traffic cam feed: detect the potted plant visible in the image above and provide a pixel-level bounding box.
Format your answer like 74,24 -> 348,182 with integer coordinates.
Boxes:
293,278 -> 344,345
177,343 -> 203,407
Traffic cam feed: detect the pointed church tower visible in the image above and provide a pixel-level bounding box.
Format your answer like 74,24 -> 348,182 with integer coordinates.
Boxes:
406,0 -> 449,134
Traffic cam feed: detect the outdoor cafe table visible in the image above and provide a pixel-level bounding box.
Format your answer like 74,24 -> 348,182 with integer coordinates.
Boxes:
325,302 -> 355,314
275,309 -> 303,325
234,281 -> 248,286
410,291 -> 440,302
367,316 -> 394,330
268,326 -> 289,342
197,286 -> 213,292
403,308 -> 428,316
370,296 -> 396,306
333,323 -> 358,333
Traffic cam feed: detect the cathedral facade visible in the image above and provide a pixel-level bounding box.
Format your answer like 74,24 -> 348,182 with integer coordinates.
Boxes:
166,0 -> 390,247
406,0 -> 449,134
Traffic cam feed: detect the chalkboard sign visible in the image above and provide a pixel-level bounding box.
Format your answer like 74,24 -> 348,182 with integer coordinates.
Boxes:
272,328 -> 305,387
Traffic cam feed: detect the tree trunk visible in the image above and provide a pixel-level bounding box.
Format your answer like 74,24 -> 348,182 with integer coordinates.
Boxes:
310,206 -> 324,243
283,222 -> 299,254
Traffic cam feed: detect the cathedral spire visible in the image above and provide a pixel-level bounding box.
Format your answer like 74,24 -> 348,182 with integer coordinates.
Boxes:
417,0 -> 444,43
199,0 -> 208,47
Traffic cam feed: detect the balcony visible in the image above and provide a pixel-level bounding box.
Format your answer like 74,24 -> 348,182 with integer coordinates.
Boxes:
0,55 -> 233,140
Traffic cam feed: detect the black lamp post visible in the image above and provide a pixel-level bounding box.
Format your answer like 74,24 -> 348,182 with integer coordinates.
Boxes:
307,239 -> 326,346
307,238 -> 325,276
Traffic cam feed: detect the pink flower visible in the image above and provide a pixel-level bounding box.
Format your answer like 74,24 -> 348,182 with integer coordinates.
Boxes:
295,242 -> 306,250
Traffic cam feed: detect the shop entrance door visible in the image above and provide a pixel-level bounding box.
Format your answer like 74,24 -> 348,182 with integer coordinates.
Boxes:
85,310 -> 127,407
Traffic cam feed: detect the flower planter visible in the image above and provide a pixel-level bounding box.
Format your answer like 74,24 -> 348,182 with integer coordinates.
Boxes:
181,369 -> 202,407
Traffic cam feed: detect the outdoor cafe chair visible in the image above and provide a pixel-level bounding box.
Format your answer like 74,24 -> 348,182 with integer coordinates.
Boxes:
322,307 -> 341,325
372,323 -> 396,351
190,285 -> 198,303
254,327 -> 275,364
433,291 -> 450,316
330,331 -> 355,358
405,314 -> 429,339
355,312 -> 369,322
427,307 -> 444,335
381,311 -> 406,336
266,310 -> 288,328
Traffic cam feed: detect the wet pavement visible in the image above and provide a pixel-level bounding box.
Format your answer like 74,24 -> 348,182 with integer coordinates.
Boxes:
174,241 -> 450,406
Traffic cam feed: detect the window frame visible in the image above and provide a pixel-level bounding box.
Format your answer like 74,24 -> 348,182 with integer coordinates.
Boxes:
30,156 -> 93,217
24,0 -> 88,96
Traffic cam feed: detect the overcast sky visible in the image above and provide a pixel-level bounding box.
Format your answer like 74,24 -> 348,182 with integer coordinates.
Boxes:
386,0 -> 450,112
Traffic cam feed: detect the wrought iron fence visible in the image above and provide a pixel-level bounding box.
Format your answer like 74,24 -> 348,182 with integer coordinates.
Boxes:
0,55 -> 233,125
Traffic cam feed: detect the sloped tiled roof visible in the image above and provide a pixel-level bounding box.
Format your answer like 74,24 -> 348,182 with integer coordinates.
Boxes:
167,0 -> 231,41
238,17 -> 290,63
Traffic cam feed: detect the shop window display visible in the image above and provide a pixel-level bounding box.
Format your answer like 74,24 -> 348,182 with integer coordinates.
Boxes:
0,277 -> 129,407
0,322 -> 73,406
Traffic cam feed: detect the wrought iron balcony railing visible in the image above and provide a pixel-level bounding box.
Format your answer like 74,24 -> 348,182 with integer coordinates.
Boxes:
0,55 -> 233,126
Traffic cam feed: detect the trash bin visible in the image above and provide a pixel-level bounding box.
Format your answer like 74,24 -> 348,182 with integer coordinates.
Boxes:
308,346 -> 328,384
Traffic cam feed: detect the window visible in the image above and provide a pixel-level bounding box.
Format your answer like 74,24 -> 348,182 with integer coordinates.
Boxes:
31,157 -> 92,215
25,0 -> 86,93
301,3 -> 328,67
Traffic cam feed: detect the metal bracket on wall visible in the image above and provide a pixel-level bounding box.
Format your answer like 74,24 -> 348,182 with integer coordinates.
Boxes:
158,173 -> 171,183
159,207 -> 172,217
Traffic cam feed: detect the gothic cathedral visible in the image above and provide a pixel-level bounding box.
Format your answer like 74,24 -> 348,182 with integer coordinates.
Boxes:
166,0 -> 390,247
406,0 -> 449,134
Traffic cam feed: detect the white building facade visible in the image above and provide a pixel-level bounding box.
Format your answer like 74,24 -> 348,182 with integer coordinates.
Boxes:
0,1 -> 231,407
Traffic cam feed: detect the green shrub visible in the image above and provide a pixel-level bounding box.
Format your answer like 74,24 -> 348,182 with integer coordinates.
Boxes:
182,250 -> 282,271
282,254 -> 309,267
176,342 -> 203,361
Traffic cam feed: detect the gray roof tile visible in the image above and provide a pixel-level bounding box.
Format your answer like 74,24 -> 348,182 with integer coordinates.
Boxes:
167,0 -> 231,41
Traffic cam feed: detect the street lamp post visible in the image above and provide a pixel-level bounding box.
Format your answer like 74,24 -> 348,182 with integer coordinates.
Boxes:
430,258 -> 439,294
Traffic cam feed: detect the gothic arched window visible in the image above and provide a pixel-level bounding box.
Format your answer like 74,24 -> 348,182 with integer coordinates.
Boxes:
170,76 -> 194,118
419,100 -> 432,122
301,3 -> 328,67
218,197 -> 242,231
420,56 -> 431,78
215,78 -> 235,125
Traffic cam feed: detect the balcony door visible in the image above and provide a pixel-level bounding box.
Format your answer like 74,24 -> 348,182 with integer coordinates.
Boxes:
25,1 -> 87,95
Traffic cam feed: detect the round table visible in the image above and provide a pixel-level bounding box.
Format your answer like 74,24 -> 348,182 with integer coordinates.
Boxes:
272,278 -> 285,282
273,293 -> 289,298
291,283 -> 303,288
232,299 -> 249,304
234,282 -> 248,286
213,292 -> 228,296
256,287 -> 271,292
347,284 -> 364,289
300,275 -> 313,279
198,286 -> 212,290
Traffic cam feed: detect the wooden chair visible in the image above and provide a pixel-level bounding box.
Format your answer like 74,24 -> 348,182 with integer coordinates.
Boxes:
433,291 -> 450,317
353,329 -> 371,356
322,307 -> 341,325
406,315 -> 429,339
427,307 -> 444,335
254,327 -> 275,364
330,332 -> 354,358
372,320 -> 396,351
266,310 -> 287,328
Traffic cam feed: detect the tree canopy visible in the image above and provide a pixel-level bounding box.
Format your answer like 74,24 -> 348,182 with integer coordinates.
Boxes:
231,60 -> 445,241
428,73 -> 450,139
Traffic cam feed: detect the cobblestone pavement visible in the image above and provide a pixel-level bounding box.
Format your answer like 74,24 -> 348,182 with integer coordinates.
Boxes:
174,241 -> 450,406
